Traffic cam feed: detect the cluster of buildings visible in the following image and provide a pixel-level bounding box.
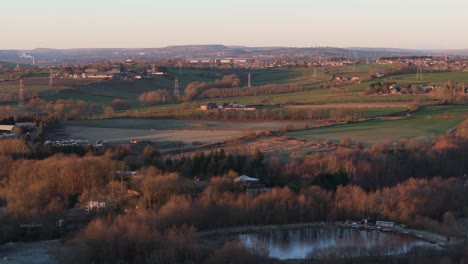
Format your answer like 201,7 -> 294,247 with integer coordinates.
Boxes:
181,55 -> 468,71
376,57 -> 468,71
0,122 -> 36,139
334,76 -> 361,83
199,102 -> 256,111
59,63 -> 166,80
43,139 -> 106,147
182,57 -> 362,69
43,139 -> 90,147
0,64 -> 30,82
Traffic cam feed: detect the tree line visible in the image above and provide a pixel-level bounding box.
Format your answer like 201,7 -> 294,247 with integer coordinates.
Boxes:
58,175 -> 466,264
1,122 -> 468,263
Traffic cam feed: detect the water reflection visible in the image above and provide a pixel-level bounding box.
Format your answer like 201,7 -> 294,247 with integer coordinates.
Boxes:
238,228 -> 441,259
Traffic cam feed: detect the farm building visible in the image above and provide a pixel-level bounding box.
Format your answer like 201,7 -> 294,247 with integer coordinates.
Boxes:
233,58 -> 248,63
234,175 -> 259,183
86,200 -> 107,211
187,58 -> 212,64
0,125 -> 14,132
234,175 -> 268,194
200,103 -> 218,111
215,58 -> 233,64
224,104 -> 256,111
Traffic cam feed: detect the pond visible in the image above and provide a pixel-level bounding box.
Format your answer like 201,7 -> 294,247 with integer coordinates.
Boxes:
238,227 -> 441,260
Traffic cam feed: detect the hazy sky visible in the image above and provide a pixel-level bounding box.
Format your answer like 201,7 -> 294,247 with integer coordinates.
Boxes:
1,0 -> 468,49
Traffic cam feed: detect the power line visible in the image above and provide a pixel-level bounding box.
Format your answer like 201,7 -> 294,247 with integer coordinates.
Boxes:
416,57 -> 423,80
174,78 -> 180,97
18,79 -> 24,109
49,69 -> 54,87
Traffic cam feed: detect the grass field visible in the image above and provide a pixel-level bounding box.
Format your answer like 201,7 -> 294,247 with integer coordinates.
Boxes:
287,117 -> 464,143
1,68 -> 464,124
33,68 -> 466,149
2,68 -> 463,114
168,68 -> 325,89
411,105 -> 468,117
0,84 -> 54,96
286,104 -> 407,117
196,89 -> 432,106
167,65 -> 395,90
59,118 -> 320,148
63,118 -> 317,131
72,78 -> 174,99
61,125 -> 242,147
47,89 -> 117,104
391,72 -> 468,85
342,70 -> 468,92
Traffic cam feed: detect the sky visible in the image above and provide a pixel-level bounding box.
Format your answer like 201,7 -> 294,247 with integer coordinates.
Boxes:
1,0 -> 468,50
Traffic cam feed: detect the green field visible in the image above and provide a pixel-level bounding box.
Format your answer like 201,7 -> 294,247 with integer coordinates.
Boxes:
63,118 -> 317,131
287,117 -> 464,143
38,68 -> 467,148
61,125 -> 242,148
361,107 -> 407,117
343,71 -> 468,92
392,72 -> 468,84
351,71 -> 468,92
168,68 -> 325,89
59,118 -> 320,149
411,105 -> 468,117
29,66 -> 455,103
196,89 -> 431,106
72,78 -> 174,99
47,89 -> 116,104
0,61 -> 30,68
2,68 -> 465,123
0,84 -> 54,95
168,65 -> 395,90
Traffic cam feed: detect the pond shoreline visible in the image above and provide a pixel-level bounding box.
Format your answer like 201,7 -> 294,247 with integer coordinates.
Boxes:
199,221 -> 462,247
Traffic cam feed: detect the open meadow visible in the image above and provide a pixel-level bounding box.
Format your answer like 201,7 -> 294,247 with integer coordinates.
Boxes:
411,105 -> 468,117
287,117 -> 464,144
60,125 -> 241,148
4,67 -> 466,148
58,118 -> 319,150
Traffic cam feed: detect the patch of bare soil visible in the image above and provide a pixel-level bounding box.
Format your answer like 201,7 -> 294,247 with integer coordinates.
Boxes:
229,135 -> 336,157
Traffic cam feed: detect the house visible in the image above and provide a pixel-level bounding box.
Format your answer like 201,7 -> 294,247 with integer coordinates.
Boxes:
233,175 -> 267,194
200,102 -> 218,111
376,72 -> 385,78
224,104 -> 256,111
86,200 -> 106,211
389,85 -> 400,94
0,125 -> 14,133
151,72 -> 165,75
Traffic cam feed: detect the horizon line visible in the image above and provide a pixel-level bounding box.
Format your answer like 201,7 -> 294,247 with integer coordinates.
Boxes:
1,44 -> 467,51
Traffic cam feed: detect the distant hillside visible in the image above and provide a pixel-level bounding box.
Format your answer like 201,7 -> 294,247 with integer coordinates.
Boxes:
0,61 -> 30,68
0,61 -> 18,67
0,45 -> 466,66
